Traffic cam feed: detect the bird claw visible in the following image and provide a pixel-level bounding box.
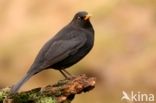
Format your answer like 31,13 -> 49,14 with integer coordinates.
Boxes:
65,75 -> 77,80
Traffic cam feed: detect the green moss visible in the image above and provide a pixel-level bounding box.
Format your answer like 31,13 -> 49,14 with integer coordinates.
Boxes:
37,96 -> 56,103
10,90 -> 57,103
12,93 -> 30,103
0,91 -> 5,102
55,79 -> 69,86
0,88 -> 10,102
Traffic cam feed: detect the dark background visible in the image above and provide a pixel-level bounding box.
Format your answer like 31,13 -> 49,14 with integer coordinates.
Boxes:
0,0 -> 156,103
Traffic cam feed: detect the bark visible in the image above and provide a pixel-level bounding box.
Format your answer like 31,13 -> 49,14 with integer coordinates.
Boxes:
0,74 -> 96,103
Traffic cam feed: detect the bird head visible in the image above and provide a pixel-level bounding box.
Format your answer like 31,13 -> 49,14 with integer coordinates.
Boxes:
71,11 -> 92,28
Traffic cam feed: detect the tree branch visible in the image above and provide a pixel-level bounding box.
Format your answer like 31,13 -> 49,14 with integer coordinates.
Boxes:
0,74 -> 96,103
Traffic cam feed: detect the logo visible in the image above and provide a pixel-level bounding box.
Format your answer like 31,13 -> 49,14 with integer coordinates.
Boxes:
121,91 -> 154,102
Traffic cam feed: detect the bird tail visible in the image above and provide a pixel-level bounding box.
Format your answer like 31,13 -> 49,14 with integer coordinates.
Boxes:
10,73 -> 32,93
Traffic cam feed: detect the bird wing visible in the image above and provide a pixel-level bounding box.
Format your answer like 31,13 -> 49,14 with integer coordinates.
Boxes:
40,35 -> 87,69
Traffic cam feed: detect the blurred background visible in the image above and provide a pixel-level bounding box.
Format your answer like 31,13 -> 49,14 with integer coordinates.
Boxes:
0,0 -> 156,103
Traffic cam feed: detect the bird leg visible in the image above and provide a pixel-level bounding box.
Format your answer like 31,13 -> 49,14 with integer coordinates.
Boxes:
62,69 -> 72,76
63,69 -> 76,79
59,70 -> 68,79
59,69 -> 75,79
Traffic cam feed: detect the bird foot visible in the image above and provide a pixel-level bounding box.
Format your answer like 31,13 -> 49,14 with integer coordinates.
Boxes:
65,75 -> 77,80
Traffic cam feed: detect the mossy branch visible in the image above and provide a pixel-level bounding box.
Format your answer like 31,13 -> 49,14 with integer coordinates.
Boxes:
0,74 -> 96,103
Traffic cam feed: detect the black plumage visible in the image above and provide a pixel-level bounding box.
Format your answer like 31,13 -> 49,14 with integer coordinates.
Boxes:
10,11 -> 94,93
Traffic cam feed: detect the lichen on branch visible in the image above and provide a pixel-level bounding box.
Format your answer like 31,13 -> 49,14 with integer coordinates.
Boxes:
0,74 -> 96,103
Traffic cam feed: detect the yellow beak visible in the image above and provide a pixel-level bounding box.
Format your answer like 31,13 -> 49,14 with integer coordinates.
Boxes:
84,14 -> 92,20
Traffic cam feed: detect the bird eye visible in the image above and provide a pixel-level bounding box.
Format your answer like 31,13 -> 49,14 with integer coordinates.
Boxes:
77,16 -> 83,20
77,16 -> 81,20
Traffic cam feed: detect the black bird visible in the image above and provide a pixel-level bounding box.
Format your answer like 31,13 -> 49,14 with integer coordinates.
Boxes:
10,11 -> 94,93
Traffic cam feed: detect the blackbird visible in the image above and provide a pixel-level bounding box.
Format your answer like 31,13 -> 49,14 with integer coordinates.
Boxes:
10,11 -> 94,93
